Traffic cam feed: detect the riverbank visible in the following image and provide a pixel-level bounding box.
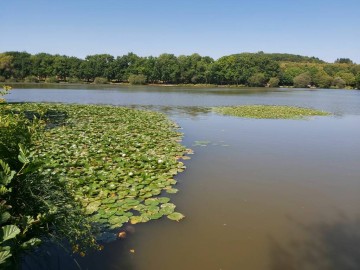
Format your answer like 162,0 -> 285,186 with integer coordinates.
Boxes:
1,82 -> 358,90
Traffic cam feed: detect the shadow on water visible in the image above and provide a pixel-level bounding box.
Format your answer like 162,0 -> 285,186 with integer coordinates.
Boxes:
22,240 -> 136,270
269,214 -> 360,270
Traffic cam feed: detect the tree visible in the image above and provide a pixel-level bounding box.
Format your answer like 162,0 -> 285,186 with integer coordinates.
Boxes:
53,55 -> 70,81
155,54 -> 180,84
82,54 -> 114,81
0,54 -> 13,78
293,72 -> 312,88
128,74 -> 147,85
4,52 -> 32,79
280,66 -> 305,86
268,77 -> 280,87
335,58 -> 354,64
336,72 -> 355,87
248,73 -> 267,87
312,69 -> 332,88
31,53 -> 55,80
332,77 -> 346,89
355,74 -> 360,89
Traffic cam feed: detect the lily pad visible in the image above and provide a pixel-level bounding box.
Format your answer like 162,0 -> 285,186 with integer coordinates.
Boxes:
167,212 -> 185,222
166,188 -> 179,194
85,201 -> 101,215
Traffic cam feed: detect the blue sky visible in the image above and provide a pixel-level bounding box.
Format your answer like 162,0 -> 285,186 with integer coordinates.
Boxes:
1,0 -> 359,62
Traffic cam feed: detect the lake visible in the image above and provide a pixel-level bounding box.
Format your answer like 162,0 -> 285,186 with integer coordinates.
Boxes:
9,85 -> 360,270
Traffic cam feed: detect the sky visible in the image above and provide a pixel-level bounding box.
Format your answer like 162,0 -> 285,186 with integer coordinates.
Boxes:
1,0 -> 359,63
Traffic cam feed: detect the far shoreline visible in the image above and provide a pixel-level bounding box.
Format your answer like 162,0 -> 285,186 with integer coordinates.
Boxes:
1,82 -> 358,91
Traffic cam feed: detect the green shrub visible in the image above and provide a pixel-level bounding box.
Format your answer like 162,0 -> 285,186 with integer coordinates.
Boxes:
248,73 -> 267,87
93,77 -> 108,84
24,76 -> 39,83
5,78 -> 17,83
332,77 -> 346,89
355,74 -> 360,89
67,77 -> 83,83
268,77 -> 280,87
0,108 -> 99,267
45,76 -> 58,83
293,72 -> 312,88
0,76 -> 5,82
128,74 -> 147,85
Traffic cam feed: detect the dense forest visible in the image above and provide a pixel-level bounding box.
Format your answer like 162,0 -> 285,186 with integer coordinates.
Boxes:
0,51 -> 359,89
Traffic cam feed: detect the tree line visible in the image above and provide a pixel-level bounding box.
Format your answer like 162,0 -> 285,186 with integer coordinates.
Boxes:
0,51 -> 359,89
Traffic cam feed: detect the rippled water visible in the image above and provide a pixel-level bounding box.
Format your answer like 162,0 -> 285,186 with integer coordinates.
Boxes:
10,85 -> 360,270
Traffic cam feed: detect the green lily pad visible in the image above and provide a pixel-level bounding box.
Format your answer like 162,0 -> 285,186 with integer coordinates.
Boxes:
167,212 -> 185,222
165,188 -> 179,194
85,201 -> 101,215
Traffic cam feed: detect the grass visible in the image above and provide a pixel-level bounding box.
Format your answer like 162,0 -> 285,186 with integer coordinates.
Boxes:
213,105 -> 330,119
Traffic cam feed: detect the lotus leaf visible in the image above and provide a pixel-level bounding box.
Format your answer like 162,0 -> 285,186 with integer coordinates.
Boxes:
167,212 -> 185,222
2,104 -> 188,230
85,201 -> 101,215
166,188 -> 179,194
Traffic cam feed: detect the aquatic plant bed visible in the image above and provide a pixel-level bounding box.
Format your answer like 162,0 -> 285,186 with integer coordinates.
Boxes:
1,103 -> 188,230
213,105 -> 330,119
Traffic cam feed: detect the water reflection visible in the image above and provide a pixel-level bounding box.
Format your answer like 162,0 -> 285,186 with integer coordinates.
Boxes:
270,214 -> 360,270
7,85 -> 360,115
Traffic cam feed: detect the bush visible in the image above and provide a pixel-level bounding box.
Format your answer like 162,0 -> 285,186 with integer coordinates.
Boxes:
67,77 -> 83,83
312,71 -> 332,88
0,109 -> 99,267
247,73 -> 267,87
332,77 -> 346,89
128,74 -> 147,85
45,76 -> 58,83
5,78 -> 17,83
268,77 -> 280,87
24,76 -> 39,83
0,76 -> 5,82
293,72 -> 312,88
355,74 -> 360,89
93,77 -> 108,84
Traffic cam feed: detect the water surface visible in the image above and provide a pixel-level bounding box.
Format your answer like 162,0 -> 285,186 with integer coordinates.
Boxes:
11,85 -> 360,270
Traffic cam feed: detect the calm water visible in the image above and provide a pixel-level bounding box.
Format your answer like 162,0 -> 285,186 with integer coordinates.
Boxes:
9,85 -> 360,270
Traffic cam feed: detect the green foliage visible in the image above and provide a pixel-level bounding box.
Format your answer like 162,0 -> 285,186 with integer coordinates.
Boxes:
293,72 -> 312,88
214,105 -> 330,119
0,76 -> 5,83
0,148 -> 41,267
67,77 -> 83,83
355,74 -> 360,89
0,107 -> 100,266
5,78 -> 17,83
1,51 -> 359,89
2,103 -> 188,237
258,52 -> 324,63
128,74 -> 147,85
312,70 -> 332,88
93,77 -> 109,84
248,73 -> 267,87
335,58 -> 353,64
24,76 -> 39,83
44,76 -> 58,83
268,77 -> 280,87
336,72 -> 355,86
0,86 -> 11,104
332,77 -> 346,89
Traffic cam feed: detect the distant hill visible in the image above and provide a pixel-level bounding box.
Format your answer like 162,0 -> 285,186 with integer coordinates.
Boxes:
232,52 -> 325,63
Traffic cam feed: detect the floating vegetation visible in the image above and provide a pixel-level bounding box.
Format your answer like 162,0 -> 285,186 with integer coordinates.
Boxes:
1,103 -> 188,231
213,105 -> 330,119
